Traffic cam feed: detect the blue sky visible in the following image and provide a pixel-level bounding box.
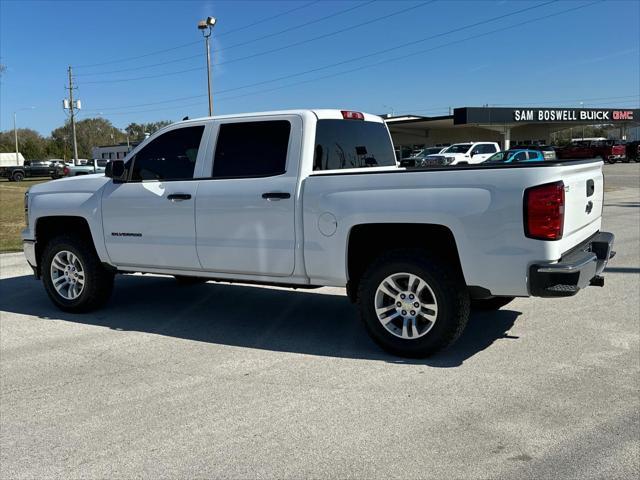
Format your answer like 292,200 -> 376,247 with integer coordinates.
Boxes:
1,0 -> 639,135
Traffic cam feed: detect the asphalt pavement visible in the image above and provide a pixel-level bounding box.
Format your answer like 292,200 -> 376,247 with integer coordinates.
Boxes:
1,163 -> 638,479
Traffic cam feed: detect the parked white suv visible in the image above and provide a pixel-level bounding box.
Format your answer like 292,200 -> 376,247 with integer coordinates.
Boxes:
22,110 -> 614,357
426,142 -> 500,165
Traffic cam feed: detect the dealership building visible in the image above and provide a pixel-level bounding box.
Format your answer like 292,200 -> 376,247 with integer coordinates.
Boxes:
384,107 -> 639,155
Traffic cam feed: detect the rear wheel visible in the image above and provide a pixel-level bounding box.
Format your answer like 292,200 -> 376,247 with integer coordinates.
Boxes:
357,250 -> 469,358
12,171 -> 24,181
471,296 -> 515,310
42,235 -> 114,312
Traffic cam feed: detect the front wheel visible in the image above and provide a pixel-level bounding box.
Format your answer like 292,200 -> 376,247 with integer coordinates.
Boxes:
42,235 -> 114,312
357,250 -> 470,358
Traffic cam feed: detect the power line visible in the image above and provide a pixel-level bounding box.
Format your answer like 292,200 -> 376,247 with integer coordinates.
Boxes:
215,1 -> 321,37
75,41 -> 201,69
82,66 -> 204,84
84,0 -> 605,117
74,0 -> 320,69
211,0 -> 603,104
78,0 -> 423,81
74,53 -> 202,77
81,0 -> 552,86
216,0 -> 377,52
216,0 -> 434,66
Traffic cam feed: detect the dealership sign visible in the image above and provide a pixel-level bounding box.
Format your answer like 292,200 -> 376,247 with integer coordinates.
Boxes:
454,107 -> 639,125
514,109 -> 634,122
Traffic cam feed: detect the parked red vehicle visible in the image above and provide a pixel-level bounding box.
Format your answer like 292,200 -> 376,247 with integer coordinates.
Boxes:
556,140 -> 626,164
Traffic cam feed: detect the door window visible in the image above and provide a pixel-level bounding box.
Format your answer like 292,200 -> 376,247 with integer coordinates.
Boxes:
129,126 -> 204,181
476,144 -> 497,154
212,121 -> 291,178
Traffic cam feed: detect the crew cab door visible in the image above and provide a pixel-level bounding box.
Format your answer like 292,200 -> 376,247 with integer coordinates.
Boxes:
101,124 -> 208,269
195,116 -> 301,277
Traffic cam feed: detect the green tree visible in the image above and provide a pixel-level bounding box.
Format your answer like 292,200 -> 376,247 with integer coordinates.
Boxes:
0,128 -> 48,160
125,120 -> 172,142
51,117 -> 126,159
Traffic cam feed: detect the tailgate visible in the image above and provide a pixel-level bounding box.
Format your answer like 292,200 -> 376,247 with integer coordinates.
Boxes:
562,162 -> 603,239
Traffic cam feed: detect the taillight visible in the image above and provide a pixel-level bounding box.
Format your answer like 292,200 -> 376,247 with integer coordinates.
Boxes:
63,166 -> 69,175
341,110 -> 364,120
524,181 -> 564,240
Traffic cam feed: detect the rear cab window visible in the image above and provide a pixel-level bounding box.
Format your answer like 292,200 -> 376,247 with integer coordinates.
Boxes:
313,120 -> 396,171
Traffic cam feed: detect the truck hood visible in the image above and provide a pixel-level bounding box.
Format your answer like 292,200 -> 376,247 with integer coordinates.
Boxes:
28,173 -> 111,194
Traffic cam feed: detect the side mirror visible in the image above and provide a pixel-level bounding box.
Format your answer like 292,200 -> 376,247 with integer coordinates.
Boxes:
105,160 -> 125,180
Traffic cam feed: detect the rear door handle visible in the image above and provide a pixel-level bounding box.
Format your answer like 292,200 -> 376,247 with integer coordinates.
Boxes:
168,193 -> 191,201
262,192 -> 291,200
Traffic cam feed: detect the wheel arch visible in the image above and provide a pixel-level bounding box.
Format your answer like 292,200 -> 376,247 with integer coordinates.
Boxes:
346,223 -> 465,302
35,216 -> 97,276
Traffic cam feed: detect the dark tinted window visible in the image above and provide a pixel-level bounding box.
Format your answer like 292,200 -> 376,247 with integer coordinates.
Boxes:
314,120 -> 396,170
130,126 -> 204,181
213,121 -> 291,177
513,151 -> 527,161
478,144 -> 497,154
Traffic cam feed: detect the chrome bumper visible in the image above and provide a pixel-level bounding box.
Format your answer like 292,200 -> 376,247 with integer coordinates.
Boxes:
23,239 -> 37,272
528,232 -> 615,297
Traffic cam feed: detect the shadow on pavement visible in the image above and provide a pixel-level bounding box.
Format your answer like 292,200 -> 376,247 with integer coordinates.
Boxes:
0,274 -> 520,367
604,266 -> 640,274
604,202 -> 640,208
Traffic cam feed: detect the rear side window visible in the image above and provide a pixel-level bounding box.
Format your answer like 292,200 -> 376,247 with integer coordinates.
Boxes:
212,120 -> 291,178
314,120 -> 396,170
478,144 -> 497,154
130,126 -> 204,181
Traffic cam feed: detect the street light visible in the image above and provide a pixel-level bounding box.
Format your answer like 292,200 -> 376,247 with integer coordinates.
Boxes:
198,16 -> 217,116
13,106 -> 35,165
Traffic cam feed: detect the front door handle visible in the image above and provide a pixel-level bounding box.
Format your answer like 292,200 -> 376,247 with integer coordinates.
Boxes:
262,192 -> 291,200
168,193 -> 192,201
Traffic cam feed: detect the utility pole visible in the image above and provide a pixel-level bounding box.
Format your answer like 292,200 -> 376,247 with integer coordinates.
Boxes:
13,112 -> 19,165
198,17 -> 217,116
65,66 -> 80,165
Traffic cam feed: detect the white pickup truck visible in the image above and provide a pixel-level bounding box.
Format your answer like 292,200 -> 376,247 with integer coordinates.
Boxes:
22,109 -> 614,357
425,141 -> 500,165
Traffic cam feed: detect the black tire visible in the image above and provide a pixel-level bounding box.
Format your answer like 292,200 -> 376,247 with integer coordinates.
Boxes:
42,235 -> 114,313
471,296 -> 515,310
12,171 -> 24,181
357,249 -> 470,358
606,157 -> 616,164
173,275 -> 208,285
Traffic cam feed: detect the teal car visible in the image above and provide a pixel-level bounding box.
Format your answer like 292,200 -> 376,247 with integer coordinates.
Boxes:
483,149 -> 545,164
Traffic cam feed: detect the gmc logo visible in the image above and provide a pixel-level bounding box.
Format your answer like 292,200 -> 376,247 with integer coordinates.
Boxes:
613,110 -> 633,120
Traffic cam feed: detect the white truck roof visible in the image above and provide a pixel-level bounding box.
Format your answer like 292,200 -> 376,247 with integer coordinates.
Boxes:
180,109 -> 384,125
0,152 -> 25,167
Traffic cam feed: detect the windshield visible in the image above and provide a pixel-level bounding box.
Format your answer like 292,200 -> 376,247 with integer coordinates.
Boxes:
443,144 -> 472,154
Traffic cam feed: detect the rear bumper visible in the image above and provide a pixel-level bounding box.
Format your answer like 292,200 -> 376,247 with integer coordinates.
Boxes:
529,232 -> 615,297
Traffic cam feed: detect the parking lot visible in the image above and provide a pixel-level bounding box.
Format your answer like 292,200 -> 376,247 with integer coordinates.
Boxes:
0,163 -> 638,479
